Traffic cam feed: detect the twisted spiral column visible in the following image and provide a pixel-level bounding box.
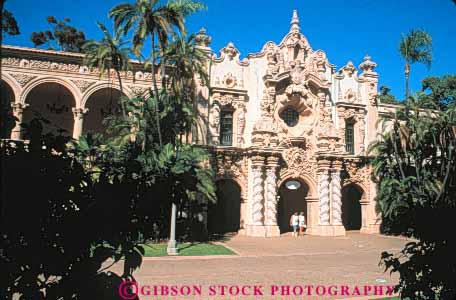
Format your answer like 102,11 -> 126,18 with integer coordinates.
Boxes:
331,169 -> 342,225
251,156 -> 265,225
318,170 -> 331,225
264,157 -> 279,225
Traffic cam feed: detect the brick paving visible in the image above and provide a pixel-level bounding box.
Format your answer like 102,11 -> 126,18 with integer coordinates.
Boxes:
110,232 -> 408,300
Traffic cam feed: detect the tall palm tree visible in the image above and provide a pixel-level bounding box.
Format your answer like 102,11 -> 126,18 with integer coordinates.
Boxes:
108,0 -> 205,146
163,33 -> 209,142
82,22 -> 131,118
399,29 -> 433,100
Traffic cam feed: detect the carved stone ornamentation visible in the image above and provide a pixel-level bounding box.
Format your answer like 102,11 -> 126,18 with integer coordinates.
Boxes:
222,42 -> 239,60
129,85 -> 148,96
9,73 -> 36,87
359,55 -> 377,74
341,61 -> 356,77
331,169 -> 342,225
282,146 -> 316,178
71,80 -> 96,93
344,88 -> 357,102
195,27 -> 212,47
237,102 -> 246,145
251,156 -> 265,225
264,158 -> 279,226
318,171 -> 331,225
222,72 -> 237,88
209,103 -> 220,145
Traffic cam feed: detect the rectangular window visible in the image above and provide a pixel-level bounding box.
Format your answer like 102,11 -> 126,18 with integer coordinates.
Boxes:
220,111 -> 233,146
345,122 -> 355,154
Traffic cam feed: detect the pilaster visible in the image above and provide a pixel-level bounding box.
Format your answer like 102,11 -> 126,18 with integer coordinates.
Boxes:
245,155 -> 267,237
264,155 -> 280,237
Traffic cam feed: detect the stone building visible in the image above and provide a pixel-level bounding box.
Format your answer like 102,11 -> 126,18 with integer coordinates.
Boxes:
1,11 -> 399,237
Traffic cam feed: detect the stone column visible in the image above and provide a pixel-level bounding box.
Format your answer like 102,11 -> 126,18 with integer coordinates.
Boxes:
264,155 -> 280,237
246,155 -> 266,237
72,107 -> 88,140
330,161 -> 345,236
318,160 -> 331,227
10,102 -> 28,140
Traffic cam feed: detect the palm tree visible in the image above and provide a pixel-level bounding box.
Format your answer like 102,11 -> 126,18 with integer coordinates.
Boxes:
108,0 -> 206,147
82,22 -> 131,118
163,33 -> 209,142
399,29 -> 433,100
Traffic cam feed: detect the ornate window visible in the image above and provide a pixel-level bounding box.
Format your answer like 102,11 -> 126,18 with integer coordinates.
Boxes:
220,110 -> 233,146
280,107 -> 299,127
345,121 -> 355,154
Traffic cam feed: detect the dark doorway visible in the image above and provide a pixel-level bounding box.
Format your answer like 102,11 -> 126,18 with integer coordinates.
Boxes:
207,179 -> 241,234
1,80 -> 15,138
278,179 -> 308,233
23,82 -> 75,137
341,184 -> 362,230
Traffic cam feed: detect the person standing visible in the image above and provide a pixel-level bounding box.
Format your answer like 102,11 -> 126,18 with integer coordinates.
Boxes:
290,212 -> 299,237
298,212 -> 306,236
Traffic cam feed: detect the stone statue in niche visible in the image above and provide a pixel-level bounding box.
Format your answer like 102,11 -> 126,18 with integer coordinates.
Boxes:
209,104 -> 220,144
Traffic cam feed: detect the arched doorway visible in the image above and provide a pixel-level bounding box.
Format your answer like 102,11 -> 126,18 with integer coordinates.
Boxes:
207,179 -> 241,234
278,179 -> 308,233
83,87 -> 125,135
341,184 -> 363,230
1,80 -> 16,138
23,82 -> 75,137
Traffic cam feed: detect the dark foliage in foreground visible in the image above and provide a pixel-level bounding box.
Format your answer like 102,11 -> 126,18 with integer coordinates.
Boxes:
371,76 -> 456,300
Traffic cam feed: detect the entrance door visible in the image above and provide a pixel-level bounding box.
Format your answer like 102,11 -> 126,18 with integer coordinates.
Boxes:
207,179 -> 241,234
278,179 -> 308,233
341,184 -> 362,230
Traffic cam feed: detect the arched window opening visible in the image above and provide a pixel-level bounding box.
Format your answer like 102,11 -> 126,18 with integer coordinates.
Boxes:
219,110 -> 233,146
280,107 -> 299,127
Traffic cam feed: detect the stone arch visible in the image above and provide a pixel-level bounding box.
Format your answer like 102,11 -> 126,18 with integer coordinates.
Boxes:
341,183 -> 365,230
20,77 -> 80,106
208,178 -> 242,234
278,177 -> 311,233
1,73 -> 21,102
81,83 -> 131,135
81,82 -> 133,108
22,79 -> 78,136
278,173 -> 317,199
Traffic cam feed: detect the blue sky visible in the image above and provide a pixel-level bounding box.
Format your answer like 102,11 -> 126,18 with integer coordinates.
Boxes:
4,0 -> 456,99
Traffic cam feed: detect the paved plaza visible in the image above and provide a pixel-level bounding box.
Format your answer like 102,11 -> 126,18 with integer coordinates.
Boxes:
110,232 -> 408,299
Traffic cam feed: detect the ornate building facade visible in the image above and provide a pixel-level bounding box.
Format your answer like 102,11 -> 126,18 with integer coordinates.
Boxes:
1,11 -> 399,237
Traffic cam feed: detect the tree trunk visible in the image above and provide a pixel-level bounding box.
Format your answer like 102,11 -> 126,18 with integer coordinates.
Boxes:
116,70 -> 127,118
150,36 -> 163,147
405,61 -> 410,101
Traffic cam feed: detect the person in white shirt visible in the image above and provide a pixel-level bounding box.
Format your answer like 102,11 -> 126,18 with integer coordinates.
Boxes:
298,212 -> 306,236
290,212 -> 299,237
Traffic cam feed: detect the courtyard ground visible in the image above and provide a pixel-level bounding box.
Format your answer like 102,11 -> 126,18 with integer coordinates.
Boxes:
110,232 -> 408,300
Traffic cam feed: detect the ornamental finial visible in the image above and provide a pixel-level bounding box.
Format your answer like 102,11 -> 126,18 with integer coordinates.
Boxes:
290,10 -> 300,32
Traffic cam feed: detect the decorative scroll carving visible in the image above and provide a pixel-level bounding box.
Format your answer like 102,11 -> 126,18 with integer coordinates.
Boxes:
282,146 -> 316,178
2,57 -> 20,66
9,73 -> 36,87
331,169 -> 342,225
341,61 -> 356,77
71,80 -> 96,93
